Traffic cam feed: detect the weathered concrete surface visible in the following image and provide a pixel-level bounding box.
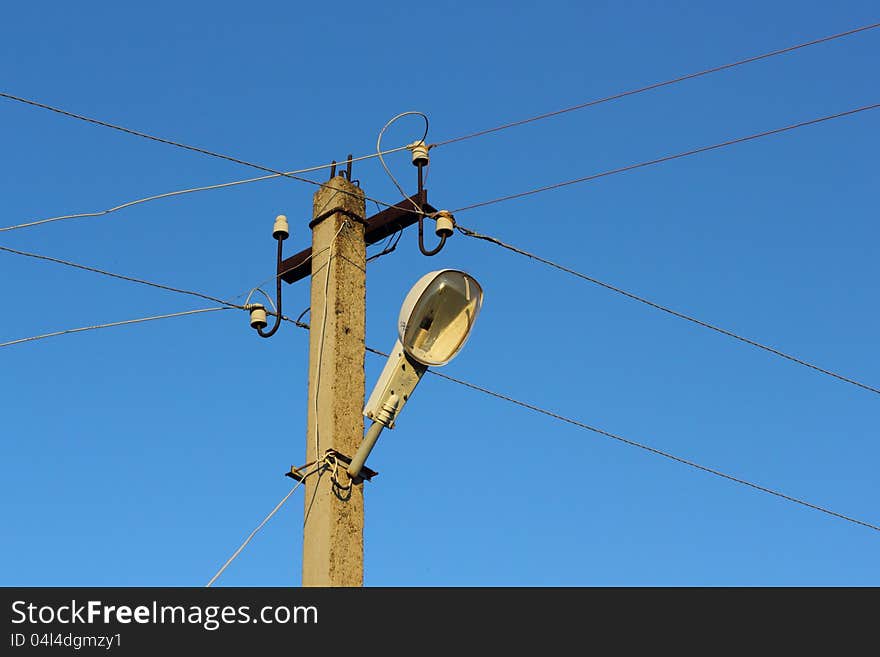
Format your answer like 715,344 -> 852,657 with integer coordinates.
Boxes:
302,176 -> 366,587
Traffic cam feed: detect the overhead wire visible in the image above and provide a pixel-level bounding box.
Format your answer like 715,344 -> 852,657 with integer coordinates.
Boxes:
455,225 -> 880,396
4,29 -> 877,529
205,462 -> 322,587
0,91 -> 401,200
430,367 -> 880,533
243,286 -> 277,313
0,307 -> 229,349
0,92 -> 412,220
3,50 -> 878,589
366,227 -> 404,263
311,221 -> 350,469
0,150 -> 408,234
6,100 -> 872,362
0,245 -> 304,350
2,254 -> 875,534
451,103 -> 880,213
0,213 -> 386,352
376,111 -> 429,214
5,101 -> 877,386
431,22 -> 880,147
361,345 -> 880,533
0,244 -> 240,309
9,307 -> 875,536
235,243 -> 334,303
1,23 -> 876,237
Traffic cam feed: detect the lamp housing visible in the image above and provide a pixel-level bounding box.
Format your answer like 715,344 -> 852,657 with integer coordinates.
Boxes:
397,269 -> 483,367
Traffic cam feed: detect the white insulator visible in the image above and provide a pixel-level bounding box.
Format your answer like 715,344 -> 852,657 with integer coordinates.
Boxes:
409,141 -> 429,167
272,214 -> 289,240
434,210 -> 455,238
249,304 -> 268,330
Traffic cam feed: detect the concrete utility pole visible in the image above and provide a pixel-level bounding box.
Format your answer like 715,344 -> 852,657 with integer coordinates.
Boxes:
302,176 -> 366,587
278,153 -> 435,586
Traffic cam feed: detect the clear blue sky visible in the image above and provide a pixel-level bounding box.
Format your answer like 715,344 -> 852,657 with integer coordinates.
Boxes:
1,0 -> 877,586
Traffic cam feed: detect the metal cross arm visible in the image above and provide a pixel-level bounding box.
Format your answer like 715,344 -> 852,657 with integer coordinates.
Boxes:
278,190 -> 437,285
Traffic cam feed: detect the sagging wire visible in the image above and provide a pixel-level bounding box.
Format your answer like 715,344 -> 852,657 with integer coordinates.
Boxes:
455,223 -> 880,397
300,449 -> 357,531
205,460 -> 324,587
294,306 -> 311,328
429,22 -> 880,148
0,241 -> 302,348
376,111 -> 451,257
243,287 -> 277,313
0,307 -> 230,350
311,221 -> 351,475
356,346 -> 880,534
7,24 -> 876,238
0,244 -> 239,309
323,450 -> 353,492
366,226 -> 404,263
0,91 -> 414,230
376,110 -> 429,211
450,103 -> 880,214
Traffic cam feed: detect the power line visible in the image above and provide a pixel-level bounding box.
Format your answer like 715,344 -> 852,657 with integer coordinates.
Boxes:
4,23 -> 876,235
432,22 -> 880,147
3,213 -> 395,321
4,292 -> 873,534
0,153 -> 404,234
0,91 -> 394,187
0,92 -> 408,214
5,88 -> 875,527
0,307 -> 229,349
364,345 -> 880,534
425,366 -> 880,533
6,100 -> 875,389
205,463 -> 321,587
0,240 -> 359,349
0,245 -> 309,348
0,229 -> 387,353
0,244 -> 239,309
451,103 -> 880,213
455,225 -> 880,397
8,299 -> 873,536
0,91 -> 310,174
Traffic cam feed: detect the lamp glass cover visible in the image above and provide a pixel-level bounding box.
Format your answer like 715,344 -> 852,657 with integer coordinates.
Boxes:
402,271 -> 482,366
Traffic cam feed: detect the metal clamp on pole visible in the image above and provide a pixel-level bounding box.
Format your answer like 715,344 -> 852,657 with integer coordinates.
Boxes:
308,207 -> 367,229
288,450 -> 379,483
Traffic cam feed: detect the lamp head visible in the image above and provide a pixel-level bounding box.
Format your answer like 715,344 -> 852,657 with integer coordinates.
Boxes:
397,269 -> 483,366
354,269 -> 483,474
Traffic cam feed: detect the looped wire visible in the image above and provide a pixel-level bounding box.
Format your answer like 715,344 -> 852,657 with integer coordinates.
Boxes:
320,449 -> 352,491
376,111 -> 430,216
243,287 -> 277,313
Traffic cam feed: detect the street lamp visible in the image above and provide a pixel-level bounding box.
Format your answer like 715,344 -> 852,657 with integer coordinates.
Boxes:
347,269 -> 483,478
